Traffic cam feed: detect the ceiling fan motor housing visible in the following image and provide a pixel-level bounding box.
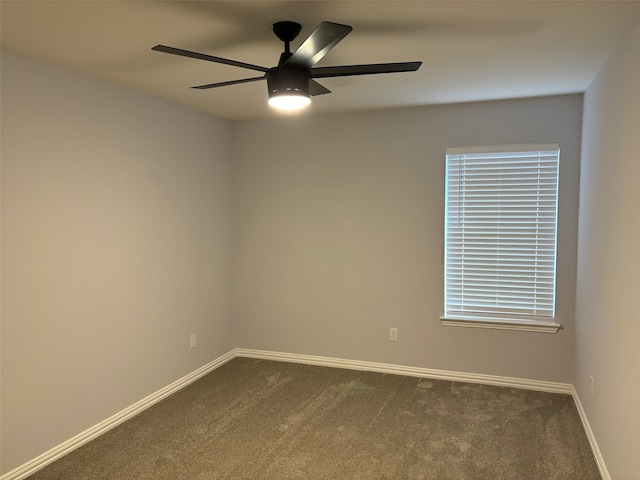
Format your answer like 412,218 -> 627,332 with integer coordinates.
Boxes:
267,66 -> 311,98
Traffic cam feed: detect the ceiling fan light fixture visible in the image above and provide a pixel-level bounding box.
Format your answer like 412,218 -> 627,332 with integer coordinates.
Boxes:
267,67 -> 311,112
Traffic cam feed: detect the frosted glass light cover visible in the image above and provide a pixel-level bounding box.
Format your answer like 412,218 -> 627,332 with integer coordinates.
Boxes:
268,94 -> 311,111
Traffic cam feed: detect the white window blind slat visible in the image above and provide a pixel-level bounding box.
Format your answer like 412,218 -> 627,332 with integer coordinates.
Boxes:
444,144 -> 560,323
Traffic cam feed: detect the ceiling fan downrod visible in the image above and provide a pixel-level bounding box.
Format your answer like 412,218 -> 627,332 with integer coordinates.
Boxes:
273,21 -> 302,65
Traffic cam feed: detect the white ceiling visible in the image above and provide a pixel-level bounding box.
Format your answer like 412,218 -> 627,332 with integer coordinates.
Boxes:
2,1 -> 639,121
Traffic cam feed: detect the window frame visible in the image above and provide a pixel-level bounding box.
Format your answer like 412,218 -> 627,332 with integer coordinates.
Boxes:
440,143 -> 562,334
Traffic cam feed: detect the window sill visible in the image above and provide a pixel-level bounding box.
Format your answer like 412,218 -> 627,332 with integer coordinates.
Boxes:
440,316 -> 562,334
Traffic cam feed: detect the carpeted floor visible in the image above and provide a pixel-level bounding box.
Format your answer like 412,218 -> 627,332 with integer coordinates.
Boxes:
27,357 -> 601,479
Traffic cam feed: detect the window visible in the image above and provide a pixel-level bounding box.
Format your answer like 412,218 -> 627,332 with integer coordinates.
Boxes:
442,144 -> 561,333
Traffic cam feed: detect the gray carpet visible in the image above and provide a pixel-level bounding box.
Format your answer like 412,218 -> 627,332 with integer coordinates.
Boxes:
27,357 -> 601,479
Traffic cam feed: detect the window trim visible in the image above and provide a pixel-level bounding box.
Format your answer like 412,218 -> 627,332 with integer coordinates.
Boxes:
440,316 -> 561,333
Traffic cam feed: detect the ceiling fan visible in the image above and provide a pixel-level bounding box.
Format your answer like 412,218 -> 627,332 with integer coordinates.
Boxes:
152,21 -> 422,112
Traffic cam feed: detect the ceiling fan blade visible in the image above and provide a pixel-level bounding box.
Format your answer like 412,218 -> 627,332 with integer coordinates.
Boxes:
311,61 -> 422,79
152,45 -> 269,73
191,76 -> 266,90
285,22 -> 353,69
309,80 -> 331,96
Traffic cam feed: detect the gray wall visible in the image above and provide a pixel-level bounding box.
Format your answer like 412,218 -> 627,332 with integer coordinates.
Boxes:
576,17 -> 640,479
233,95 -> 582,383
1,51 -> 234,473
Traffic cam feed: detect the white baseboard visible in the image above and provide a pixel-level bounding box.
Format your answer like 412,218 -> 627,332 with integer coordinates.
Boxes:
571,386 -> 610,480
235,348 -> 573,394
4,348 -> 608,480
1,350 -> 236,480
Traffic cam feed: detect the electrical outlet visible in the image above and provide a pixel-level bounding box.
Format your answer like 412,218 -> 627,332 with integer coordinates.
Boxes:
389,327 -> 398,342
190,333 -> 197,349
590,376 -> 594,397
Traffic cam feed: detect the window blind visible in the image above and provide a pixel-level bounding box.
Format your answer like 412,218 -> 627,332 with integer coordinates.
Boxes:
444,144 -> 560,323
